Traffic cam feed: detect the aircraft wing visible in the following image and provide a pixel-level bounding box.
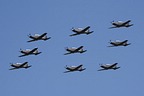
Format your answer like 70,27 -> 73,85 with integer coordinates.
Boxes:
122,20 -> 131,25
81,26 -> 90,32
109,63 -> 118,68
121,40 -> 128,44
29,48 -> 38,54
75,46 -> 83,52
37,33 -> 47,39
27,39 -> 37,42
116,40 -> 128,45
107,45 -> 116,47
19,54 -> 27,57
9,67 -> 19,70
79,68 -> 86,71
64,70 -> 73,73
109,26 -> 118,29
19,62 -> 28,67
69,33 -> 79,36
98,69 -> 107,71
64,52 -> 72,55
75,64 -> 83,70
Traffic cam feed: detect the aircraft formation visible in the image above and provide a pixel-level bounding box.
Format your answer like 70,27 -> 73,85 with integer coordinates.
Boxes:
9,20 -> 133,73
9,33 -> 51,70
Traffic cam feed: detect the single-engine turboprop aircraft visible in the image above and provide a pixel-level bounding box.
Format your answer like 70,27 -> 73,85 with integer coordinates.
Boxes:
70,26 -> 93,36
109,20 -> 133,29
9,62 -> 31,70
19,48 -> 41,57
64,46 -> 87,55
98,63 -> 120,71
108,40 -> 131,47
64,64 -> 86,73
27,32 -> 51,42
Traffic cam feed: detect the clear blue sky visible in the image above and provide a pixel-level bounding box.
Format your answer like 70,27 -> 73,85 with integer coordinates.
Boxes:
0,0 -> 144,96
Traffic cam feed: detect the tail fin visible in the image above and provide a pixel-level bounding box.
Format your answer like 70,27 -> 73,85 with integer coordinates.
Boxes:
86,31 -> 93,35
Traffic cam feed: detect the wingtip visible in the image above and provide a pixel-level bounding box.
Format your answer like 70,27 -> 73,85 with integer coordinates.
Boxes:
69,34 -> 74,36
34,47 -> 38,49
25,62 -> 28,64
87,26 -> 91,28
115,63 -> 118,65
80,45 -> 84,47
27,40 -> 31,42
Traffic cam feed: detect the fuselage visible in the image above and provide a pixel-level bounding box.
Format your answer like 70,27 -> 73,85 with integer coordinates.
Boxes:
72,28 -> 89,33
66,48 -> 84,53
20,49 -> 39,55
30,35 -> 48,40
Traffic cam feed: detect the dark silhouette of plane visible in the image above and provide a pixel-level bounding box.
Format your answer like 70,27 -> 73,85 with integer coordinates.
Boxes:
64,64 -> 86,73
27,33 -> 51,42
109,20 -> 133,29
9,62 -> 31,70
70,26 -> 93,36
19,48 -> 41,57
98,63 -> 120,71
108,40 -> 131,47
64,46 -> 87,55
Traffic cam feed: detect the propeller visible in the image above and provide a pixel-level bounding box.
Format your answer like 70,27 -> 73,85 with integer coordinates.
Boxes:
19,48 -> 22,52
65,65 -> 68,68
111,21 -> 114,23
71,27 -> 75,31
10,62 -> 13,65
108,40 -> 112,43
28,34 -> 31,37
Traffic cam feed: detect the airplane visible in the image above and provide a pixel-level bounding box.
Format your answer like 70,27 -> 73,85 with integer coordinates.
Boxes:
108,40 -> 131,47
27,32 -> 51,42
70,26 -> 94,36
109,20 -> 133,29
64,64 -> 86,73
9,62 -> 31,70
19,48 -> 42,57
64,46 -> 87,55
98,63 -> 120,71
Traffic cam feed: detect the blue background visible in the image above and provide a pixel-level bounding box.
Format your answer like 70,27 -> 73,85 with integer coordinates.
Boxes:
0,0 -> 144,96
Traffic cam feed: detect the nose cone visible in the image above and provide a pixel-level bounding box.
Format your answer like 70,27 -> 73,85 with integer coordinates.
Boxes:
20,50 -> 23,53
112,22 -> 116,25
72,29 -> 75,32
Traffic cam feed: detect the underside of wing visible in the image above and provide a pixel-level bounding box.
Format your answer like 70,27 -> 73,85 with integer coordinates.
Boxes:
109,26 -> 118,29
64,70 -> 73,73
98,69 -> 107,71
69,33 -> 79,36
107,45 -> 116,47
64,52 -> 72,55
9,67 -> 19,70
27,39 -> 37,42
19,54 -> 27,57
